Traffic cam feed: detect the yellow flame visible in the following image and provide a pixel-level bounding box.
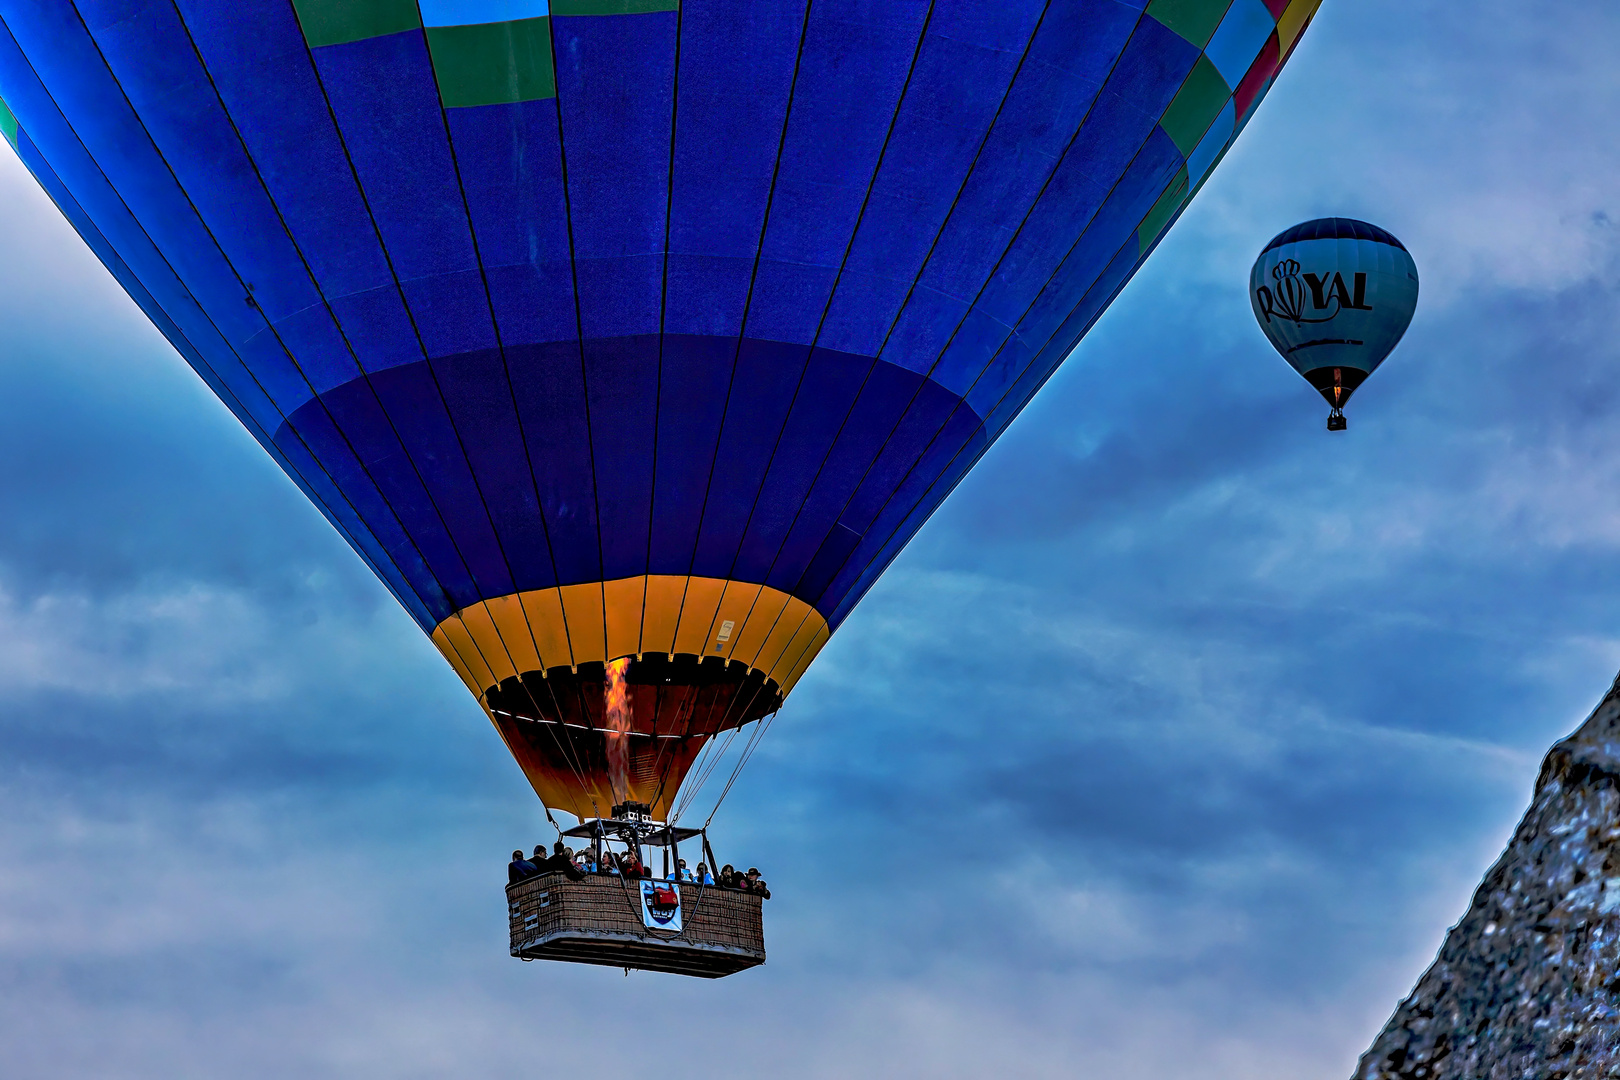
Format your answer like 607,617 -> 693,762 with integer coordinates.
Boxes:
604,657 -> 632,801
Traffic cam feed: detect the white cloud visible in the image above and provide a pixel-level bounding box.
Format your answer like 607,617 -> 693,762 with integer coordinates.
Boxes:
0,579 -> 285,699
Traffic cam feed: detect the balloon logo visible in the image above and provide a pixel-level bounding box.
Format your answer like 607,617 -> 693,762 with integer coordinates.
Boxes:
1262,259 -> 1309,323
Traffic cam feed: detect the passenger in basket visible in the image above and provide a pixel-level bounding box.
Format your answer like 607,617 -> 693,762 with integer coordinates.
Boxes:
548,841 -> 585,881
746,868 -> 771,899
676,858 -> 694,882
508,850 -> 539,884
719,864 -> 737,889
696,862 -> 714,885
621,848 -> 644,878
598,850 -> 618,875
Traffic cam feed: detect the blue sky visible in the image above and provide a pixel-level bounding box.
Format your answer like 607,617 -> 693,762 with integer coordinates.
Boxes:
0,2 -> 1617,1077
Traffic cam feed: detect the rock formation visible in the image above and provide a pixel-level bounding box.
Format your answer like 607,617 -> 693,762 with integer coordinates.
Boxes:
1356,673 -> 1620,1079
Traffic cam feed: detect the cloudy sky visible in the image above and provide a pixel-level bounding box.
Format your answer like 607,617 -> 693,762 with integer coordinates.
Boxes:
1,1 -> 1617,1077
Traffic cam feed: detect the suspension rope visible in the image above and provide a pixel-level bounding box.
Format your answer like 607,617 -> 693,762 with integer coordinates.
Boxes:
526,694 -> 603,822
672,724 -> 736,820
671,707 -> 744,822
704,706 -> 779,828
645,676 -> 702,820
677,669 -> 780,825
671,719 -> 748,822
541,801 -> 564,842
500,663 -> 604,822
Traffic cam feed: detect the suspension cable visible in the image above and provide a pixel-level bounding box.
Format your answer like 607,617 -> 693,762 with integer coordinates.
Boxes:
678,668 -> 779,824
671,720 -> 748,822
703,706 -> 779,828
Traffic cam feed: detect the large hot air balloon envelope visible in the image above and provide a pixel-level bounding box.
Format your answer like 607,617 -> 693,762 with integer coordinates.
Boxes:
1251,218 -> 1419,429
0,0 -> 1321,820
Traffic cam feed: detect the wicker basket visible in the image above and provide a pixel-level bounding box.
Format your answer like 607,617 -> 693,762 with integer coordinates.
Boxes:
507,871 -> 766,978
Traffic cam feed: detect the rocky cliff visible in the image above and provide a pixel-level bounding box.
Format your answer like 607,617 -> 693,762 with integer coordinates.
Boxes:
1356,674 -> 1620,1080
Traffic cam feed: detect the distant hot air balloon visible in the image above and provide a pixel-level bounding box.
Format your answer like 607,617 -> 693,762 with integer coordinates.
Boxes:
0,0 -> 1322,829
1251,218 -> 1419,430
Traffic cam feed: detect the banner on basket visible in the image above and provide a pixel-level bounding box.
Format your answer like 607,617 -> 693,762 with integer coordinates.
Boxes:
641,880 -> 682,932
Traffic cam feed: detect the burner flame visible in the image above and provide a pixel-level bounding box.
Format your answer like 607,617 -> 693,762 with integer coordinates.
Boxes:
604,657 -> 632,801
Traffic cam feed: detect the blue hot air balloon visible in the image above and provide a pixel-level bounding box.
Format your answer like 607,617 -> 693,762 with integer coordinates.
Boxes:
0,0 -> 1322,820
1251,218 -> 1419,430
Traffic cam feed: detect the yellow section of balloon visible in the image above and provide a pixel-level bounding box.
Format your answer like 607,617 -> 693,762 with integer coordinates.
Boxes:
1277,0 -> 1323,55
431,575 -> 831,700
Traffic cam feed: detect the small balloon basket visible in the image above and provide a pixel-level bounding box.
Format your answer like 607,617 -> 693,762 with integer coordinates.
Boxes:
508,804 -> 764,978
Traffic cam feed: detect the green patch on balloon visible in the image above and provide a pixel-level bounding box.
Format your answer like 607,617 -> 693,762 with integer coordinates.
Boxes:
1159,55 -> 1231,158
1146,0 -> 1233,49
0,98 -> 16,152
1137,166 -> 1190,256
291,0 -> 422,48
427,16 -> 557,106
